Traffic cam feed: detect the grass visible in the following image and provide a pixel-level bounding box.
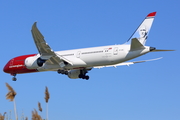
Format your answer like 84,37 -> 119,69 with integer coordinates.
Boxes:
2,83 -> 50,120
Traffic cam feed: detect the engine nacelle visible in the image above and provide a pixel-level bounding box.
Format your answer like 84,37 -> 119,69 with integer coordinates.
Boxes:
25,56 -> 46,69
67,70 -> 81,79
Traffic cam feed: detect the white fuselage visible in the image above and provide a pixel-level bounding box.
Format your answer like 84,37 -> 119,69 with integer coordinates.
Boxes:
37,44 -> 150,71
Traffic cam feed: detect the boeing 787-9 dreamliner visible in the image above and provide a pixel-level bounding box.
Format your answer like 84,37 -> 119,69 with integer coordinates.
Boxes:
3,12 -> 173,81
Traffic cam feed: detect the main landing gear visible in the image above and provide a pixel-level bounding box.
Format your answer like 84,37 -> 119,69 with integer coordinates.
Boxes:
79,70 -> 89,80
79,74 -> 89,80
57,69 -> 68,75
11,73 -> 17,81
57,69 -> 90,80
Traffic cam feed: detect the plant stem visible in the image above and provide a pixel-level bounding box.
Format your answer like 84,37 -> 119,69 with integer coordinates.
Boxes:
46,103 -> 48,120
13,99 -> 18,120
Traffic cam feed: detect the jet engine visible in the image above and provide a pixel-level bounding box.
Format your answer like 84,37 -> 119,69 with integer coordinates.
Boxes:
67,70 -> 81,79
25,56 -> 46,69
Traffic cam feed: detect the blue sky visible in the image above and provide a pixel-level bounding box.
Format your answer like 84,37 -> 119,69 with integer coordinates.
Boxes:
0,0 -> 179,120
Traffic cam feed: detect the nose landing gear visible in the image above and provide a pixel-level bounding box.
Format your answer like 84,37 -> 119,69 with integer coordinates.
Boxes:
12,77 -> 17,81
11,73 -> 17,81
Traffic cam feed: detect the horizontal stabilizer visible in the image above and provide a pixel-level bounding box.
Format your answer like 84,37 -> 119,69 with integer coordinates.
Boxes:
150,49 -> 175,52
130,38 -> 145,51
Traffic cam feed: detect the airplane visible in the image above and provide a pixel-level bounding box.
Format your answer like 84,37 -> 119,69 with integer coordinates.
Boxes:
3,12 -> 173,81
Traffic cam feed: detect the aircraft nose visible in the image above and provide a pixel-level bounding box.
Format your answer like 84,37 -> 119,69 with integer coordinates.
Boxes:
3,61 -> 11,73
3,64 -> 9,73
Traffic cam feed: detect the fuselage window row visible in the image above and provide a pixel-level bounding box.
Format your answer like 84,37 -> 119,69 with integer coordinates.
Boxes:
82,51 -> 103,55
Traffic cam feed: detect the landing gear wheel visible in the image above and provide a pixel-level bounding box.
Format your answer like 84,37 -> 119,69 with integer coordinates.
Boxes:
57,69 -> 68,75
57,69 -> 61,74
79,69 -> 90,80
85,76 -> 89,80
11,73 -> 17,81
79,74 -> 83,78
12,77 -> 17,81
79,74 -> 89,80
65,71 -> 68,75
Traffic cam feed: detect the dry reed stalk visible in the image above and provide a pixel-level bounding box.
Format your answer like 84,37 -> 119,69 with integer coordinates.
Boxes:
0,112 -> 6,120
45,86 -> 50,103
38,102 -> 42,112
5,83 -> 16,101
32,109 -> 42,120
45,86 -> 50,120
0,113 -> 4,120
5,83 -> 18,120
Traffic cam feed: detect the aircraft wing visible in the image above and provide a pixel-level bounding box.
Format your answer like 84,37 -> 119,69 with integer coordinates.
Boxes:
31,22 -> 73,66
94,57 -> 162,68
